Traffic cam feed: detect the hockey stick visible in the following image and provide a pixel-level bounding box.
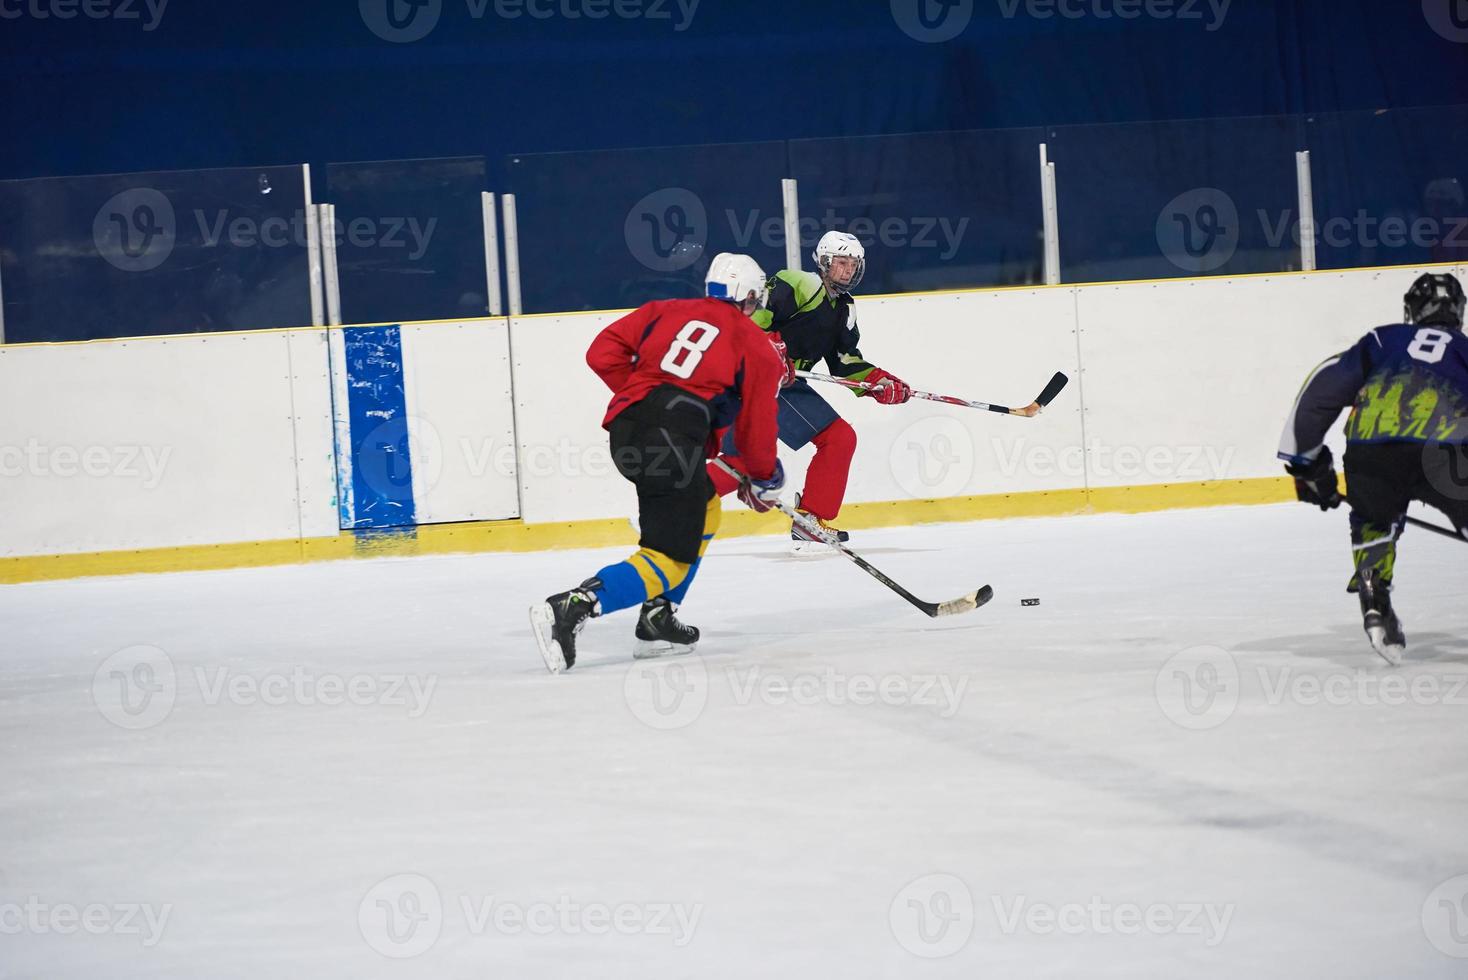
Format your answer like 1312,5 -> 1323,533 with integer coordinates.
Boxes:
1339,494 -> 1466,543
713,458 -> 993,618
796,369 -> 1069,418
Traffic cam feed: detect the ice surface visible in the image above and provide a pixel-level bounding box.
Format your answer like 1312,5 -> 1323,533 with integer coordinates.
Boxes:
1,503 -> 1466,979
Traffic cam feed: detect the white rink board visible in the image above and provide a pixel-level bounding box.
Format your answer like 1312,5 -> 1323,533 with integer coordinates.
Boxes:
399,319 -> 520,524
5,264 -> 1464,559
834,286 -> 1085,504
510,312 -> 637,525
504,265 -> 1465,523
0,330 -> 336,557
1074,265 -> 1460,488
286,330 -> 341,540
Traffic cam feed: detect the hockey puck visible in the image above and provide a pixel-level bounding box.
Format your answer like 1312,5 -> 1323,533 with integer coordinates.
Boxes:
1021,598 -> 1041,607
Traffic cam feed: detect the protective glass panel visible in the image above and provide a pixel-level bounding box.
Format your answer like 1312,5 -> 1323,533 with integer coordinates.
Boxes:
788,126 -> 1047,293
506,142 -> 788,314
0,165 -> 311,343
1304,105 -> 1468,271
325,157 -> 490,325
1049,114 -> 1304,283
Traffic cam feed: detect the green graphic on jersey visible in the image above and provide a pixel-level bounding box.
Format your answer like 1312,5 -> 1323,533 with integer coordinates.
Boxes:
1351,522 -> 1397,586
756,267 -> 873,386
1345,369 -> 1468,444
775,269 -> 830,311
753,271 -> 830,335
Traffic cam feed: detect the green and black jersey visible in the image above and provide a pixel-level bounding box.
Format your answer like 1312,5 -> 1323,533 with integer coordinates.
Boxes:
751,269 -> 877,387
1278,322 -> 1468,464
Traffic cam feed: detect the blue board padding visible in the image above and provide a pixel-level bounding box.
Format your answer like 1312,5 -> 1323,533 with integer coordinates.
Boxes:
342,325 -> 416,529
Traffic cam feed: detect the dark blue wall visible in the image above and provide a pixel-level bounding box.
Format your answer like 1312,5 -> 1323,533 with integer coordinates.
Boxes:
2,0 -> 1465,182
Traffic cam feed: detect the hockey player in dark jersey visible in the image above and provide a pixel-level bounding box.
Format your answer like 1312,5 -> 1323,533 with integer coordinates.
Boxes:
706,231 -> 913,552
1279,272 -> 1468,664
529,253 -> 788,673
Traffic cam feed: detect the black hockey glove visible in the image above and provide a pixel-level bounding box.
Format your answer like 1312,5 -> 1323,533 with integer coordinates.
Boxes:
1284,447 -> 1341,511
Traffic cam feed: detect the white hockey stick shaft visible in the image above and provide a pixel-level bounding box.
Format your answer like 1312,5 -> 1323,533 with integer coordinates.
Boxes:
795,369 -> 1069,418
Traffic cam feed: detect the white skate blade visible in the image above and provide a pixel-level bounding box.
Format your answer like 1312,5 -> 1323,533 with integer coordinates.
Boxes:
789,537 -> 836,556
633,637 -> 697,660
529,602 -> 566,674
1365,626 -> 1404,667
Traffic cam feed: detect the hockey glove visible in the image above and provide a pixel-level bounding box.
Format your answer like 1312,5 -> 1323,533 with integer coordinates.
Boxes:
768,334 -> 797,389
1285,446 -> 1341,511
738,460 -> 786,513
864,367 -> 912,405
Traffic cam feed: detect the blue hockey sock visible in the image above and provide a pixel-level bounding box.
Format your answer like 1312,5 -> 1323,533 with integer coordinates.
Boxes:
662,556 -> 702,606
591,560 -> 650,615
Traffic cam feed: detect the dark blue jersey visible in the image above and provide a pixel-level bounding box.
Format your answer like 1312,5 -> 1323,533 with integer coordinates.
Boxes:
1279,323 -> 1468,465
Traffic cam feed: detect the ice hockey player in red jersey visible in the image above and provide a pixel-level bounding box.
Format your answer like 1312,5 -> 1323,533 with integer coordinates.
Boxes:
529,253 -> 788,673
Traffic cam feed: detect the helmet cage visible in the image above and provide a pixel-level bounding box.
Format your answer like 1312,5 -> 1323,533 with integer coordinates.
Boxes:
816,252 -> 865,294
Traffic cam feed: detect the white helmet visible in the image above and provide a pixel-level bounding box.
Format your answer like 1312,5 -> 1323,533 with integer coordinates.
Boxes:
812,230 -> 865,293
705,252 -> 768,308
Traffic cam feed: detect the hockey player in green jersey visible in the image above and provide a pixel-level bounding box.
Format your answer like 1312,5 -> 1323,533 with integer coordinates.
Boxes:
1279,272 -> 1468,664
706,231 -> 913,552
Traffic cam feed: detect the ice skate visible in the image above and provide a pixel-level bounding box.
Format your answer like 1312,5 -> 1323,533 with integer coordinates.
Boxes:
790,494 -> 848,554
633,596 -> 700,659
529,579 -> 601,674
1357,569 -> 1406,666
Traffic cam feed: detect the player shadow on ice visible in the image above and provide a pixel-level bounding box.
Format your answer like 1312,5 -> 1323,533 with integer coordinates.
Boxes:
1235,626 -> 1468,667
510,610 -> 990,677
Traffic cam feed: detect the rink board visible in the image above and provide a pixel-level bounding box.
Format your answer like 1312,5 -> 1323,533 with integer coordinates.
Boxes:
1,262 -> 1462,582
0,329 -> 338,558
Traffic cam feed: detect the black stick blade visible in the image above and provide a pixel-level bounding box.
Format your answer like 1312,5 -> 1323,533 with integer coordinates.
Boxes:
1035,372 -> 1069,407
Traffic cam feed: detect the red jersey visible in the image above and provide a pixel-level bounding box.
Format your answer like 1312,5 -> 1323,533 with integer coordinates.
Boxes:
586,297 -> 783,481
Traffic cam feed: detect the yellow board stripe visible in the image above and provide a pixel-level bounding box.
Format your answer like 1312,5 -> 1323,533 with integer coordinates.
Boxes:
0,477 -> 1295,586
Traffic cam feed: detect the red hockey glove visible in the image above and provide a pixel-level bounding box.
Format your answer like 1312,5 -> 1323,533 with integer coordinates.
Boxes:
865,367 -> 912,405
737,460 -> 786,513
768,333 -> 797,389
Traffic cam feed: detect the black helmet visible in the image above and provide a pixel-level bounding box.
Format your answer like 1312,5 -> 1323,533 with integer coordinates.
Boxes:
1404,272 -> 1466,329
